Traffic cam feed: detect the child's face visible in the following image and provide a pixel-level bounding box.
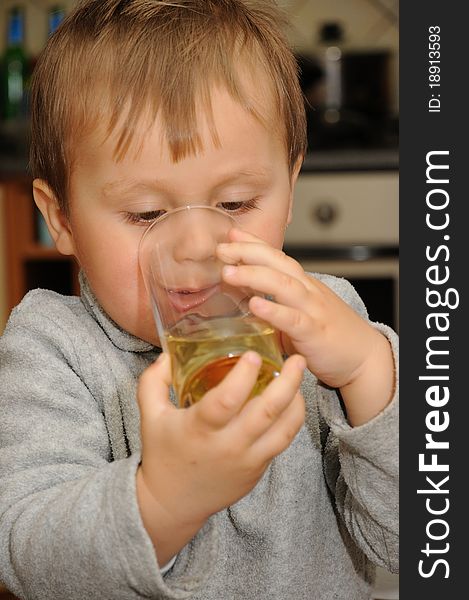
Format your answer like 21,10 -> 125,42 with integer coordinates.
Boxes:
64,86 -> 300,345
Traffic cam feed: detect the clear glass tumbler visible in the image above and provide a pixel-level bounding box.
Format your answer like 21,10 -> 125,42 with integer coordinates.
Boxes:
138,205 -> 283,408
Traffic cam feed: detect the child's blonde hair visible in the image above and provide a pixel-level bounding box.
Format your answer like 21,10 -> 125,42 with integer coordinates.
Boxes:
30,0 -> 306,213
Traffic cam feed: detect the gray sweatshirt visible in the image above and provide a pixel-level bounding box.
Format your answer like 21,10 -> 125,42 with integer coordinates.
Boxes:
0,273 -> 398,600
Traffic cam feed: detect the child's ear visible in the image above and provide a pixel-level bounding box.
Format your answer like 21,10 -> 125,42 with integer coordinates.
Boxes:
32,179 -> 75,256
286,156 -> 303,225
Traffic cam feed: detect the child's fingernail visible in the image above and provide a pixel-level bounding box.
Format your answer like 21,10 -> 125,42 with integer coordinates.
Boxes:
217,243 -> 228,251
243,351 -> 262,366
223,265 -> 238,277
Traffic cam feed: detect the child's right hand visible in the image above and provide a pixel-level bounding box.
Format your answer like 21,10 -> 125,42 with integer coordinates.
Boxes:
136,350 -> 305,564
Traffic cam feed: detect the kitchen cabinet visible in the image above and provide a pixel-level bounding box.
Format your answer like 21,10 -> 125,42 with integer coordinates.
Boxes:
0,185 -> 7,331
0,176 -> 79,323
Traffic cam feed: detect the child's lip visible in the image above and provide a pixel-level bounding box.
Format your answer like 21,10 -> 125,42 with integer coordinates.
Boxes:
167,284 -> 220,312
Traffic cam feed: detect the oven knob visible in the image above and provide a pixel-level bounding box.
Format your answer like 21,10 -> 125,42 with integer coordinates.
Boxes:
313,202 -> 338,225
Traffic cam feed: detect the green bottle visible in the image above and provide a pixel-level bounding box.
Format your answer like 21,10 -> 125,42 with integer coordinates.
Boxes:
1,6 -> 28,120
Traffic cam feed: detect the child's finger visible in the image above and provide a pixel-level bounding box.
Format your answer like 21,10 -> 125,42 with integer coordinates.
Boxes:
137,353 -> 174,419
192,351 -> 263,429
223,263 -> 313,311
249,296 -> 315,345
218,240 -> 302,279
250,390 -> 305,462
234,354 -> 306,443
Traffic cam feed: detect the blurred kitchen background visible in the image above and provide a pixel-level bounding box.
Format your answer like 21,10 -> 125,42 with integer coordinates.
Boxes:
0,2 -> 398,596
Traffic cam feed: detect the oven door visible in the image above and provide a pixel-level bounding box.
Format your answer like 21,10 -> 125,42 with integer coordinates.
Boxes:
285,171 -> 399,331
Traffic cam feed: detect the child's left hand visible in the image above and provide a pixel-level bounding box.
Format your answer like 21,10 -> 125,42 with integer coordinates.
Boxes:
218,228 -> 396,425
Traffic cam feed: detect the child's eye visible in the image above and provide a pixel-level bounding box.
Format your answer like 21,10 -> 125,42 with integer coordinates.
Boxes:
217,198 -> 260,215
124,198 -> 260,224
124,210 -> 166,224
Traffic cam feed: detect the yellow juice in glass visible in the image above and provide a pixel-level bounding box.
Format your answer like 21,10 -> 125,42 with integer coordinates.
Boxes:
166,315 -> 283,408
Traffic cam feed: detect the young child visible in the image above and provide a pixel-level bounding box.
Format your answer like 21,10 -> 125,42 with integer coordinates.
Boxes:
0,1 -> 398,598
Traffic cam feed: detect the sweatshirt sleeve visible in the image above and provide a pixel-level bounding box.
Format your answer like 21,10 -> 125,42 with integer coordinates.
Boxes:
0,304 -> 217,600
315,276 -> 399,574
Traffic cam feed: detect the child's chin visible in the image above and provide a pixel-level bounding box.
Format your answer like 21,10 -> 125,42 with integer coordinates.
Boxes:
141,330 -> 161,347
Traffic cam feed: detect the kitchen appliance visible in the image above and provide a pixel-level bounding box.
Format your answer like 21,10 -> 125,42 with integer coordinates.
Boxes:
296,47 -> 397,152
284,171 -> 399,331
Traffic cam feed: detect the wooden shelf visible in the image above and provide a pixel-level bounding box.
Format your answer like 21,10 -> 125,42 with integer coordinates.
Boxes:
1,176 -> 80,314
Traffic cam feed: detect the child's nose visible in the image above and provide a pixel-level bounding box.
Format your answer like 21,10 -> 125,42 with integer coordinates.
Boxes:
174,228 -> 218,263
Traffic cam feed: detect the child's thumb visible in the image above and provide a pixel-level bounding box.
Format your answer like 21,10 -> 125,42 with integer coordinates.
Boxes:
137,353 -> 173,418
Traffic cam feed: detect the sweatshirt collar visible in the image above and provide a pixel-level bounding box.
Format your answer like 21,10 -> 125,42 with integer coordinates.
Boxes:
79,271 -> 156,353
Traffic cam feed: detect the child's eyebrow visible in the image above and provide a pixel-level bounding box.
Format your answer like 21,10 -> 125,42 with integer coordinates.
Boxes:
101,169 -> 271,199
101,179 -> 162,199
211,169 -> 271,190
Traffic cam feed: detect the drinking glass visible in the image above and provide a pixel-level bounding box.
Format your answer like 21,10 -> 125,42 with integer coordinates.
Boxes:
138,205 -> 283,408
